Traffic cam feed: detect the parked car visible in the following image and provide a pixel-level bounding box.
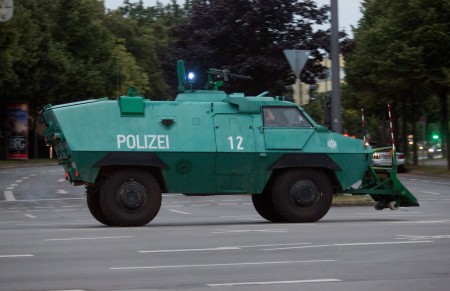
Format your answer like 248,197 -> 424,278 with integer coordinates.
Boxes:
372,147 -> 406,173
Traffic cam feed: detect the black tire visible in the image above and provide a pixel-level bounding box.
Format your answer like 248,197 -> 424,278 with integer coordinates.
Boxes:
86,185 -> 115,226
272,169 -> 333,222
252,186 -> 286,223
99,169 -> 162,226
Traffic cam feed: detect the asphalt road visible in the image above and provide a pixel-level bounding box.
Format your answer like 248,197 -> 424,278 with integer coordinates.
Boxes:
1,165 -> 450,291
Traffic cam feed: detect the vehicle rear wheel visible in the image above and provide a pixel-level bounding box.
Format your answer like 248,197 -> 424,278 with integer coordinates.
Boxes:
86,185 -> 115,226
252,186 -> 286,223
272,169 -> 333,222
99,169 -> 162,226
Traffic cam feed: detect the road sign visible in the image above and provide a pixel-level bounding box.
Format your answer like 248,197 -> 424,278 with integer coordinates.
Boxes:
0,0 -> 13,22
283,50 -> 311,78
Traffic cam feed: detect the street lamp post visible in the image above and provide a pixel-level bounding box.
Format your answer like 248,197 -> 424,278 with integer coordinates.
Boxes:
330,0 -> 342,133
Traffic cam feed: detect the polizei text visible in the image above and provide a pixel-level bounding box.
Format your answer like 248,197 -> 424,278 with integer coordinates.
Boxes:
117,134 -> 170,150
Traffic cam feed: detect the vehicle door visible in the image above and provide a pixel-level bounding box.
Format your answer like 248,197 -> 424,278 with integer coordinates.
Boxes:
262,106 -> 314,150
213,114 -> 256,192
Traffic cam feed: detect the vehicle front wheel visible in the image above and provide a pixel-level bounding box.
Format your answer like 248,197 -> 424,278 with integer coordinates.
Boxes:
272,169 -> 333,222
86,185 -> 114,226
99,169 -> 162,226
252,185 -> 286,223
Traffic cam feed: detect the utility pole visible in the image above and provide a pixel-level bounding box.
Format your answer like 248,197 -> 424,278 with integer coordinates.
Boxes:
330,0 -> 342,133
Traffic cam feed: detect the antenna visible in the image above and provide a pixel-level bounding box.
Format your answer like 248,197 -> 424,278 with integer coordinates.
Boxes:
116,61 -> 119,98
361,109 -> 366,143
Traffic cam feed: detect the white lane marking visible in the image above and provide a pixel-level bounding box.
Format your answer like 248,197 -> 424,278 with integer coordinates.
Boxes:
139,247 -> 241,253
190,204 -> 212,207
15,180 -> 23,183
333,241 -> 433,246
30,174 -> 37,177
44,236 -> 134,242
207,278 -> 342,287
219,215 -> 261,218
24,214 -> 36,219
56,190 -> 69,194
110,260 -> 335,270
264,245 -> 331,250
391,220 -> 450,224
0,221 -> 24,224
218,203 -> 238,206
213,229 -> 287,234
420,191 -> 440,195
264,241 -> 432,251
354,212 -> 422,215
4,190 -> 16,201
0,198 -> 84,203
168,209 -> 191,215
57,178 -> 66,182
397,235 -> 450,240
9,184 -> 18,187
0,254 -> 34,258
22,177 -> 30,180
140,243 -> 311,254
6,187 -> 14,190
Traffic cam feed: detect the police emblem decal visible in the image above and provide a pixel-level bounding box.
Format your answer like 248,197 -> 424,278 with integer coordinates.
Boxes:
327,139 -> 338,149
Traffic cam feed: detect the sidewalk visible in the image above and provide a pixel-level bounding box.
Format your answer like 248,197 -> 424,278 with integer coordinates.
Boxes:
0,159 -> 58,169
420,158 -> 447,168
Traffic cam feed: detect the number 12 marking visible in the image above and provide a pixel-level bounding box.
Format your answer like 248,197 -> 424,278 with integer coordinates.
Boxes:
228,136 -> 244,150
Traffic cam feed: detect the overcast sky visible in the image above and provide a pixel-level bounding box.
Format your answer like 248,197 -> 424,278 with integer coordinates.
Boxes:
103,0 -> 363,37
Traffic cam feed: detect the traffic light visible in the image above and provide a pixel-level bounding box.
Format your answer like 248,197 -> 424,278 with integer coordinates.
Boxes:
284,79 -> 301,104
300,82 -> 318,105
432,134 -> 439,140
284,79 -> 317,106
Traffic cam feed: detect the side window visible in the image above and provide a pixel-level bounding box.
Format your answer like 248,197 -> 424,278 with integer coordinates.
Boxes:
263,107 -> 311,128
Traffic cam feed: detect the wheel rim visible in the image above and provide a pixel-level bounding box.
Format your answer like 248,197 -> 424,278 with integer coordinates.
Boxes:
117,181 -> 147,211
289,180 -> 320,208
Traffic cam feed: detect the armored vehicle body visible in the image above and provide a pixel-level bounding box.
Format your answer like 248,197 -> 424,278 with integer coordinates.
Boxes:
41,61 -> 418,226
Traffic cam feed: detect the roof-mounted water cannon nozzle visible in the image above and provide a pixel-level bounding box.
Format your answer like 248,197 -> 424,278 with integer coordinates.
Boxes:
205,68 -> 252,90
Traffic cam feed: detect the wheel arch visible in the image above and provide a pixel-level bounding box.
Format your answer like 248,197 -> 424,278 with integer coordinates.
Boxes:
96,166 -> 167,193
93,152 -> 168,192
264,167 -> 341,195
265,153 -> 343,193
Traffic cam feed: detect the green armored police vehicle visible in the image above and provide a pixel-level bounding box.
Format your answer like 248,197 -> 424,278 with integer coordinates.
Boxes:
40,61 -> 419,226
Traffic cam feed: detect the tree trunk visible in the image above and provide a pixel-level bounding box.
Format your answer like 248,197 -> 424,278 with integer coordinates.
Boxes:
401,95 -> 408,160
411,95 -> 418,165
438,86 -> 449,169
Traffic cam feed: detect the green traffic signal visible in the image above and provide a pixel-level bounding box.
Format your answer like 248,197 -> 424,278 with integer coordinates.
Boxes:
432,134 -> 439,140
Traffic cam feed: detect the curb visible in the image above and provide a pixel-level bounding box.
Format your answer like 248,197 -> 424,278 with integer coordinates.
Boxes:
0,161 -> 58,170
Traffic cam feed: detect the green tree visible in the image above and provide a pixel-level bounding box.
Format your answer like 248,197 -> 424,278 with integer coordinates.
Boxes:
104,0 -> 190,99
168,0 -> 333,96
0,0 -> 127,104
345,0 -> 450,167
